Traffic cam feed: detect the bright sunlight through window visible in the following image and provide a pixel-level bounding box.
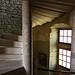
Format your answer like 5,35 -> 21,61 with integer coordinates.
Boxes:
59,49 -> 71,69
60,30 -> 72,43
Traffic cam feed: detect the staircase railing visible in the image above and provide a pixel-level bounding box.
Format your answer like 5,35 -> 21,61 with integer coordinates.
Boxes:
37,68 -> 75,75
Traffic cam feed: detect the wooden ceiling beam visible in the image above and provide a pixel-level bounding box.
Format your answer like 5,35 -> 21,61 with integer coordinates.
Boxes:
32,7 -> 61,15
32,13 -> 53,21
32,16 -> 51,27
31,0 -> 75,7
32,5 -> 66,13
32,20 -> 40,27
32,13 -> 51,19
32,16 -> 46,23
33,12 -> 56,19
32,12 -> 55,18
31,8 -> 61,17
31,2 -> 74,12
32,20 -> 43,26
32,11 -> 56,19
32,19 -> 42,26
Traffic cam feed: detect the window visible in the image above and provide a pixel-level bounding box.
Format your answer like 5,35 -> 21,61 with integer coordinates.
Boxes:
59,49 -> 71,69
60,30 -> 72,43
58,29 -> 72,69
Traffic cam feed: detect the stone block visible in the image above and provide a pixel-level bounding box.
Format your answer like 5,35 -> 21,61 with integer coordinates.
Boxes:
12,30 -> 22,35
0,0 -> 22,34
0,47 -> 23,54
0,39 -> 23,47
0,54 -> 23,61
2,33 -> 23,41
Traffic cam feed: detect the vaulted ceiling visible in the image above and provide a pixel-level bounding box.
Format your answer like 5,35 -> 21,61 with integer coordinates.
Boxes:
31,0 -> 75,27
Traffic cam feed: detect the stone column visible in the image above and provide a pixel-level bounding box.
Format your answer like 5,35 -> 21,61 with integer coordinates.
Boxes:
70,10 -> 75,73
22,0 -> 31,75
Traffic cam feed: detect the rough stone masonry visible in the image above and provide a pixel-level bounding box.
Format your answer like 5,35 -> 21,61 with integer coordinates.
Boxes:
0,0 -> 22,36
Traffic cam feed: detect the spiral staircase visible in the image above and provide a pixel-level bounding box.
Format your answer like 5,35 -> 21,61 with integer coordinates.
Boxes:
0,30 -> 25,75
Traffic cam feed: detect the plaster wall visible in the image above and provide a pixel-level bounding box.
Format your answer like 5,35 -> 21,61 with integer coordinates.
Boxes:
33,24 -> 50,75
49,28 -> 58,75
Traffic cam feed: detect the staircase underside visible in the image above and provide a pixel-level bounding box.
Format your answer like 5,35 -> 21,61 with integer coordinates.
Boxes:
2,67 -> 26,75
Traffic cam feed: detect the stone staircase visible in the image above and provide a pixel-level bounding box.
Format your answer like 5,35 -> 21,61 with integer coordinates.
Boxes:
0,30 -> 24,74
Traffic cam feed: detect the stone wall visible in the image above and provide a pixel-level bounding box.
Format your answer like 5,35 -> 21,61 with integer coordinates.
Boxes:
70,10 -> 75,73
0,0 -> 22,36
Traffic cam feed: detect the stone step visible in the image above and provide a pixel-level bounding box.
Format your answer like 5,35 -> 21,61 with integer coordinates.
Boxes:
0,54 -> 23,61
0,39 -> 23,47
1,33 -> 22,41
0,47 -> 23,54
12,30 -> 22,35
0,60 -> 23,69
2,67 -> 26,75
0,65 -> 23,75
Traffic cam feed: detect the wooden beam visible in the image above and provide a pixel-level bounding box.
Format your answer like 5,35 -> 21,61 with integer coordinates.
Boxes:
31,12 -> 55,18
32,19 -> 41,27
32,18 -> 46,25
31,7 -> 61,17
31,0 -> 75,7
32,20 -> 39,27
32,2 -> 74,12
32,3 -> 65,12
32,16 -> 46,23
32,13 -> 53,22
32,17 -> 44,24
31,5 -> 66,13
